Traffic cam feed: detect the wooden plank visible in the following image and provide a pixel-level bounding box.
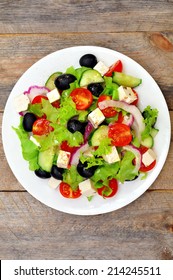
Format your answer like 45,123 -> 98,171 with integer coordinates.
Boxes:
0,32 -> 173,110
0,110 -> 173,191
0,0 -> 173,33
0,191 -> 173,260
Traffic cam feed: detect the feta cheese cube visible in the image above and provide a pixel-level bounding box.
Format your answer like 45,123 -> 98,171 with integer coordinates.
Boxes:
30,136 -> 40,147
88,108 -> 105,128
118,86 -> 137,104
103,146 -> 120,164
14,93 -> 30,112
93,61 -> 109,76
48,177 -> 62,189
79,179 -> 96,197
57,150 -> 71,169
46,88 -> 60,103
142,149 -> 156,167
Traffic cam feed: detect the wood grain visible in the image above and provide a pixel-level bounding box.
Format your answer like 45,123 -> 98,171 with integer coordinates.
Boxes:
0,191 -> 173,260
0,111 -> 173,191
0,0 -> 173,33
0,32 -> 173,110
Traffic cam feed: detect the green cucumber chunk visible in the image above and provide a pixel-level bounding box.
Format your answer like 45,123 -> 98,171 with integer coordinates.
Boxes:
45,72 -> 62,90
141,135 -> 154,148
38,147 -> 55,172
90,125 -> 108,146
79,69 -> 104,87
150,127 -> 159,138
112,72 -> 142,87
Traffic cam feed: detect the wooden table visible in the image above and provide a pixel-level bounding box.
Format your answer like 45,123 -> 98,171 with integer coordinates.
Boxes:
0,0 -> 173,260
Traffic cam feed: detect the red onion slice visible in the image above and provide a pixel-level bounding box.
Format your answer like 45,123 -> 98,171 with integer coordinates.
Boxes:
84,121 -> 94,141
24,85 -> 50,102
98,100 -> 145,141
123,145 -> 142,173
122,114 -> 134,127
70,143 -> 89,166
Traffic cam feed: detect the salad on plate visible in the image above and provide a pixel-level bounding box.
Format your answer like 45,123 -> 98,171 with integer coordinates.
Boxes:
13,53 -> 159,201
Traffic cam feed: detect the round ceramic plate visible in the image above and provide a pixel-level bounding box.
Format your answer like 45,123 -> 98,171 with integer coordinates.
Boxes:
2,46 -> 171,215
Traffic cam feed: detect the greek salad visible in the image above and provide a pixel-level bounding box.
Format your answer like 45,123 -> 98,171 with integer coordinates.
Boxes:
13,53 -> 159,200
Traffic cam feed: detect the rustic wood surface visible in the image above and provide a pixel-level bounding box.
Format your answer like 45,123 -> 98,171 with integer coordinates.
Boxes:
0,0 -> 173,260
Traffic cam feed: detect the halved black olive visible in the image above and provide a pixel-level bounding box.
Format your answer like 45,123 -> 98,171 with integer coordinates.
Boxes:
77,160 -> 97,178
67,119 -> 87,134
54,74 -> 76,90
87,83 -> 103,97
23,112 -> 37,132
79,54 -> 97,68
35,169 -> 51,179
51,165 -> 64,180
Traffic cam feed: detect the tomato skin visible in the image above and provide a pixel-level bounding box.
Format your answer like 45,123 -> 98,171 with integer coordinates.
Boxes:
138,146 -> 156,172
59,182 -> 81,199
104,60 -> 123,77
70,88 -> 93,110
32,119 -> 54,135
51,100 -> 60,108
108,123 -> 132,146
98,178 -> 118,198
31,95 -> 48,104
98,95 -> 117,118
60,141 -> 77,154
131,89 -> 138,106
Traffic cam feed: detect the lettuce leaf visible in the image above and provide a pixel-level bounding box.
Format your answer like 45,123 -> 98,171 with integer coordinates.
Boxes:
141,105 -> 159,139
116,151 -> 138,183
103,76 -> 119,100
63,165 -> 83,190
93,137 -> 112,157
79,154 -> 104,169
28,103 -> 44,117
41,99 -> 59,123
12,118 -> 39,171
56,96 -> 77,125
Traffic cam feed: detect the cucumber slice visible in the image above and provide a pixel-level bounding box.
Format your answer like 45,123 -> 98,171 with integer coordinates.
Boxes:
112,72 -> 142,87
79,69 -> 104,87
38,147 -> 55,172
141,135 -> 154,148
45,72 -> 62,90
90,125 -> 108,146
150,128 -> 159,138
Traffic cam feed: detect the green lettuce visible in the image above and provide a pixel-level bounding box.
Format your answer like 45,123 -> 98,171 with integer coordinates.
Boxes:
93,137 -> 112,157
79,154 -> 104,169
63,166 -> 83,190
116,151 -> 138,183
56,96 -> 77,125
28,103 -> 44,117
141,105 -> 159,139
65,66 -> 90,82
102,76 -> 119,100
41,99 -> 59,123
12,118 -> 39,171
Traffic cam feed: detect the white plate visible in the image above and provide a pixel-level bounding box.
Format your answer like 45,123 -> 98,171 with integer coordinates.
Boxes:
2,46 -> 171,215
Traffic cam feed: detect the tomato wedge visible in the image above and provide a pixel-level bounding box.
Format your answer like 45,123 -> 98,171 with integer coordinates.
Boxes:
60,141 -> 77,154
70,88 -> 93,110
104,60 -> 123,77
98,178 -> 118,198
59,182 -> 81,199
31,95 -> 48,104
98,95 -> 117,118
108,123 -> 132,146
32,119 -> 54,135
138,146 -> 156,172
131,89 -> 138,106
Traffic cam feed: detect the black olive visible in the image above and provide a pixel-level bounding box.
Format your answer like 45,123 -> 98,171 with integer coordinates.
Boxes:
51,165 -> 64,180
87,83 -> 103,97
79,54 -> 97,68
67,119 -> 87,134
35,169 -> 51,179
77,160 -> 97,178
54,74 -> 76,90
23,112 -> 37,132
125,175 -> 139,181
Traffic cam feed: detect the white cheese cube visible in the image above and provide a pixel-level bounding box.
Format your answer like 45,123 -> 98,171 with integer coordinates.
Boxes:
48,177 -> 62,189
57,150 -> 71,169
142,149 -> 156,167
103,146 -> 120,164
30,136 -> 40,147
118,86 -> 137,104
79,179 -> 96,197
93,61 -> 109,76
88,108 -> 105,128
46,88 -> 60,103
14,93 -> 30,112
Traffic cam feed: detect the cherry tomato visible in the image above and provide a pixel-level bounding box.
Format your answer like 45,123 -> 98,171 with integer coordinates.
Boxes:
51,100 -> 60,108
98,178 -> 118,198
60,141 -> 77,154
131,89 -> 138,106
138,146 -> 156,172
98,95 -> 117,118
31,95 -> 48,104
70,88 -> 93,110
32,119 -> 54,135
104,60 -> 123,77
59,182 -> 81,199
108,123 -> 132,146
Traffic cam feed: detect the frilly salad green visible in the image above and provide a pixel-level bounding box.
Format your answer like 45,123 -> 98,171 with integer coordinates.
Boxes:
13,54 -> 159,200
